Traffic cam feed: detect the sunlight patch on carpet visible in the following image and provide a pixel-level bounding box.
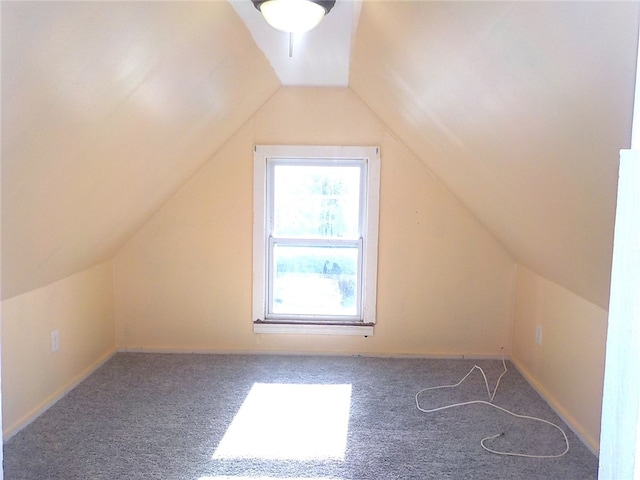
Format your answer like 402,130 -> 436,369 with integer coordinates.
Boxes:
212,383 -> 352,461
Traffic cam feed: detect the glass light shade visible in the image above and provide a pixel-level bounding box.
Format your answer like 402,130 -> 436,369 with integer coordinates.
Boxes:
259,0 -> 327,34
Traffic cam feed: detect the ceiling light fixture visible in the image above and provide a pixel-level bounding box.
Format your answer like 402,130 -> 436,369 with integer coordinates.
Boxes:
251,0 -> 336,34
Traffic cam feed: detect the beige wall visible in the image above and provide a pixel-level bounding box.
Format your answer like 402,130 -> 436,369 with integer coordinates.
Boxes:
511,265 -> 608,453
0,86 -> 611,460
1,261 -> 115,438
114,87 -> 515,356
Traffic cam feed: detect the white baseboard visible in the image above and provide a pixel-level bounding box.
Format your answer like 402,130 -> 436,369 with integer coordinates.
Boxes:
510,357 -> 599,457
7,347 -> 549,449
3,348 -> 117,441
118,345 -> 507,360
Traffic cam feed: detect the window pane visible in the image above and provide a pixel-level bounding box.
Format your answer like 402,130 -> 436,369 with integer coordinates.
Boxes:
273,164 -> 361,239
271,245 -> 359,317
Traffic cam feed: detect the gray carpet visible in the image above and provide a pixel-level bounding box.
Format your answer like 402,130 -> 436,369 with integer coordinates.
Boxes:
3,353 -> 598,479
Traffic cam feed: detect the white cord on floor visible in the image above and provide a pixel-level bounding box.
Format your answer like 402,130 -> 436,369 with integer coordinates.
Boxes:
415,349 -> 569,458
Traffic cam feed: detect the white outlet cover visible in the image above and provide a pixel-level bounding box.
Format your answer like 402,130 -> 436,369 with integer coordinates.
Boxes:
535,325 -> 543,345
51,329 -> 59,352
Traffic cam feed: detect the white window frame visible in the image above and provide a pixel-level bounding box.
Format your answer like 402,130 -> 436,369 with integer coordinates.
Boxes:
253,145 -> 380,336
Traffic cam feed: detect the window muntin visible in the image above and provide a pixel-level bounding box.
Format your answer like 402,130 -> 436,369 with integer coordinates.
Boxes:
253,145 -> 379,330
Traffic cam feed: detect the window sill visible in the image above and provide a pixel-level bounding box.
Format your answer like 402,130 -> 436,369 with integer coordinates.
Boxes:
253,322 -> 374,336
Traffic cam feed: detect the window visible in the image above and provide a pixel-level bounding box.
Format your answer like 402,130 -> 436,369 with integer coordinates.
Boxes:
253,145 -> 380,335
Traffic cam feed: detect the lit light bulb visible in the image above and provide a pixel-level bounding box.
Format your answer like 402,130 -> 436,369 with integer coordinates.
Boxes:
259,0 -> 327,34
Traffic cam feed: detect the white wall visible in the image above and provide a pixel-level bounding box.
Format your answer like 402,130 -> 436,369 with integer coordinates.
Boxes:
1,132 -> 4,478
599,149 -> 640,478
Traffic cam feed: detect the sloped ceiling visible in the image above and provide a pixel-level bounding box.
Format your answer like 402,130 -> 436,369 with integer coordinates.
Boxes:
350,1 -> 639,309
2,1 -> 638,310
1,1 -> 280,299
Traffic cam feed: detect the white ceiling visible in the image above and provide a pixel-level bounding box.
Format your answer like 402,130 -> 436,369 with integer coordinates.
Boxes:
230,0 -> 360,86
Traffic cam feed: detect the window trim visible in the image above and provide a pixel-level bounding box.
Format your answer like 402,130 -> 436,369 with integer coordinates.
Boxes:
253,145 -> 380,335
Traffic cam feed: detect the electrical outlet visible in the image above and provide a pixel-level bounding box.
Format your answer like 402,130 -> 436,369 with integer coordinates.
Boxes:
535,325 -> 543,346
51,329 -> 59,353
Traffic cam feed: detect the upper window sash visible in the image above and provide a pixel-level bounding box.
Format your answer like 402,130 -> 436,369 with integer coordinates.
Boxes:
266,157 -> 366,242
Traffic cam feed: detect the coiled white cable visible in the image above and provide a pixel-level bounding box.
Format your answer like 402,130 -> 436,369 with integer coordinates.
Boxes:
415,350 -> 569,458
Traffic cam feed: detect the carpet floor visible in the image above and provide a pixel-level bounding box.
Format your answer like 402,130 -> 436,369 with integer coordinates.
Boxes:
3,353 -> 598,479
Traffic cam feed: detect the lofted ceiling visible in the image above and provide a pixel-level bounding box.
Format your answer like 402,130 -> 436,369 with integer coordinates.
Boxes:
349,1 -> 639,309
1,1 -> 281,299
2,1 -> 638,310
